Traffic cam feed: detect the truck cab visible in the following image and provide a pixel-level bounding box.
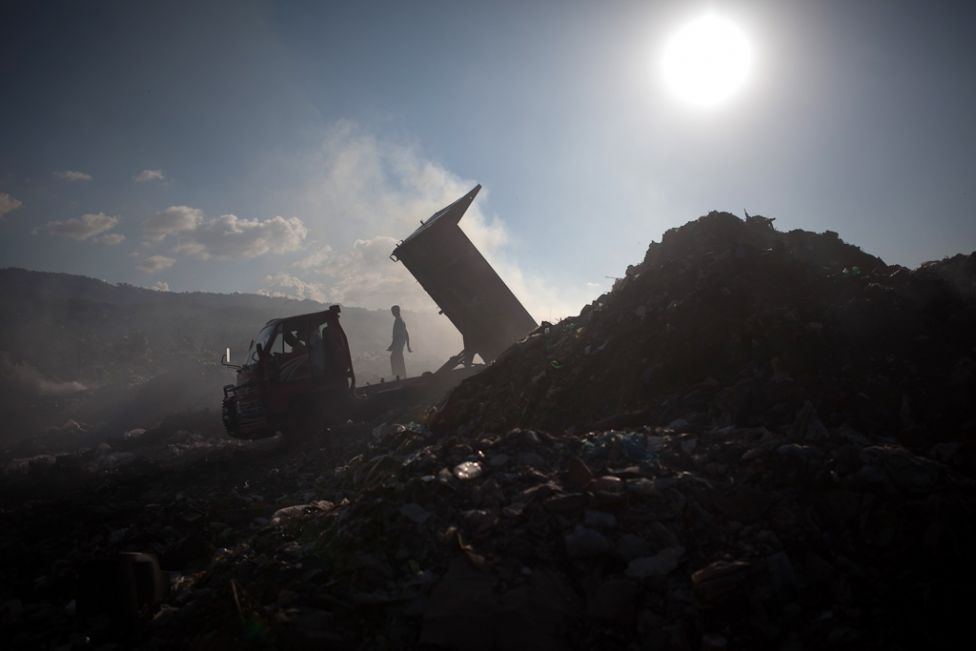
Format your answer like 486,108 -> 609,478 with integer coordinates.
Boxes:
222,305 -> 355,438
221,184 -> 538,439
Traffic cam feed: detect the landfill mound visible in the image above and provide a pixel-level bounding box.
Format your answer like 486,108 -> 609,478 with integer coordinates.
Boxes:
3,213 -> 976,650
435,212 -> 976,450
159,421 -> 976,650
8,416 -> 973,650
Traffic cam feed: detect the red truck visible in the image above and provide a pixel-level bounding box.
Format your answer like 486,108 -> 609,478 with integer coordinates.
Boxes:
221,185 -> 537,439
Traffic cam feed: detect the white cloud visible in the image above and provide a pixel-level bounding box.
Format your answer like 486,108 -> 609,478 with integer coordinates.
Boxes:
0,192 -> 22,219
147,206 -> 307,260
171,240 -> 209,257
260,273 -> 328,303
43,212 -> 119,240
137,255 -> 176,273
55,170 -> 93,182
186,214 -> 307,259
293,244 -> 334,269
144,205 -> 203,240
135,169 -> 165,183
285,122 -> 585,319
95,233 -> 127,245
150,281 -> 170,292
268,236 -> 419,308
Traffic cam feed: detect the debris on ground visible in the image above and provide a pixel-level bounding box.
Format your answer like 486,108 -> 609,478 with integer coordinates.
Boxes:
2,212 -> 975,649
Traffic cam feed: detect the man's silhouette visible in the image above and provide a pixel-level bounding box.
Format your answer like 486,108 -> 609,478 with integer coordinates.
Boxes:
387,305 -> 411,379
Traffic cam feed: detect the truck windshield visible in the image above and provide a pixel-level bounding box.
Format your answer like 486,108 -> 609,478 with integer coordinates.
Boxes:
246,324 -> 278,366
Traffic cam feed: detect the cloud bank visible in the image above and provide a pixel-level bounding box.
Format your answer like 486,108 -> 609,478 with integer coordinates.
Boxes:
144,205 -> 203,240
145,207 -> 307,259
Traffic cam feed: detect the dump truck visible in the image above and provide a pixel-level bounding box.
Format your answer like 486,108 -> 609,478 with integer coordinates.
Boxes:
220,185 -> 538,439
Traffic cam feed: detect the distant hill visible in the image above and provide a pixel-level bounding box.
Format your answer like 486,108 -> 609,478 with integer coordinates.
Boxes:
0,268 -> 462,444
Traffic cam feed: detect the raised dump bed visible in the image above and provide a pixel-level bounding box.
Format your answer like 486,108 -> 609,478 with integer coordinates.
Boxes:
391,185 -> 537,365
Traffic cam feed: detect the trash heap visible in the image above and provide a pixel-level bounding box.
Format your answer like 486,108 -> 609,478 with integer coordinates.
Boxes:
0,419 -> 368,649
148,417 -> 974,649
141,214 -> 974,649
436,212 -> 976,452
3,212 -> 975,649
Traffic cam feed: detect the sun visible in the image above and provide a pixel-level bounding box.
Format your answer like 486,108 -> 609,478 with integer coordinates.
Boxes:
661,14 -> 753,108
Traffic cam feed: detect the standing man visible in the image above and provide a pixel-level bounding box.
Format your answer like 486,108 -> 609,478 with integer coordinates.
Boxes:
387,305 -> 411,379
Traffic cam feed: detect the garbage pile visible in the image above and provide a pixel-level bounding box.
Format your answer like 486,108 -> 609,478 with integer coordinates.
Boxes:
436,212 -> 976,454
0,419 -> 367,649
2,212 -> 975,649
133,416 -> 974,650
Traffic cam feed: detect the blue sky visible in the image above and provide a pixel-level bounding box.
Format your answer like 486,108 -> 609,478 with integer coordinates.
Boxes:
1,0 -> 974,319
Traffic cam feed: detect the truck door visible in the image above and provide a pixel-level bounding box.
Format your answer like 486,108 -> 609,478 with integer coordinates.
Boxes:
274,322 -> 312,383
314,317 -> 355,389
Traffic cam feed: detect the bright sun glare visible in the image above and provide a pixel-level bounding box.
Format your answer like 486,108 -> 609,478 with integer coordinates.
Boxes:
661,14 -> 753,108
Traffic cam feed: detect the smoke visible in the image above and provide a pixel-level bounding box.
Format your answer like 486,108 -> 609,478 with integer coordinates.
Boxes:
0,352 -> 87,396
265,121 -> 593,321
